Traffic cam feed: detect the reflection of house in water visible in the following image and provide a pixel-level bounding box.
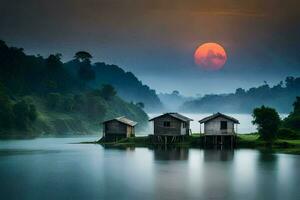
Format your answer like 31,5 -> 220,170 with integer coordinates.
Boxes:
153,147 -> 189,161
203,150 -> 234,161
100,144 -> 135,152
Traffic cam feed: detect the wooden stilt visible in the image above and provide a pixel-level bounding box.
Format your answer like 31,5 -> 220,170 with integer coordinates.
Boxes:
221,136 -> 224,145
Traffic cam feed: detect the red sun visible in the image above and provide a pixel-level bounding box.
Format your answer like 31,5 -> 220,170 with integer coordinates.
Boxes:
194,43 -> 227,70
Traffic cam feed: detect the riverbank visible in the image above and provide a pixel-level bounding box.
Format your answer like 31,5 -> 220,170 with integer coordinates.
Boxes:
94,133 -> 300,155
237,134 -> 300,154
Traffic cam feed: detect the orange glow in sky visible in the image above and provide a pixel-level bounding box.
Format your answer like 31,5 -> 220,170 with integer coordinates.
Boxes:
194,43 -> 227,70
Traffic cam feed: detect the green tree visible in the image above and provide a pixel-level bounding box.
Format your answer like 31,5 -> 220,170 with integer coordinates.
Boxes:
293,96 -> 300,114
0,83 -> 14,130
46,54 -> 62,71
73,94 -> 85,111
74,51 -> 95,81
74,51 -> 92,62
62,94 -> 75,112
13,100 -> 29,130
99,84 -> 117,100
78,60 -> 95,81
252,106 -> 281,143
12,100 -> 37,130
282,97 -> 300,131
28,104 -> 37,121
172,90 -> 180,96
85,95 -> 107,120
46,93 -> 61,109
136,102 -> 145,109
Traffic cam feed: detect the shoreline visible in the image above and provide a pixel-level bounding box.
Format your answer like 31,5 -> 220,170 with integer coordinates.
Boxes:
90,134 -> 300,155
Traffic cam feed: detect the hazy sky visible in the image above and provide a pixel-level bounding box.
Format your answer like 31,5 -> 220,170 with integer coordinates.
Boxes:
1,0 -> 300,96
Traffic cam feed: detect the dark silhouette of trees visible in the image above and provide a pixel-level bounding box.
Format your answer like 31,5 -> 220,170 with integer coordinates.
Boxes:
46,54 -> 62,71
136,102 -> 145,109
28,104 -> 37,121
293,96 -> 300,114
62,94 -> 75,112
74,51 -> 95,81
45,54 -> 64,92
252,106 -> 281,143
85,93 -> 107,120
0,83 -> 14,130
78,59 -> 95,81
13,100 -> 37,130
182,77 -> 300,113
92,62 -> 162,111
282,97 -> 300,131
99,84 -> 117,100
46,93 -> 61,109
74,51 -> 92,61
172,90 -> 180,95
0,41 -> 150,135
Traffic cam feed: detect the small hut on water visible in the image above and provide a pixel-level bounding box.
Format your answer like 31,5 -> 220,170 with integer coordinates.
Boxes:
149,113 -> 193,143
199,112 -> 239,147
102,116 -> 137,141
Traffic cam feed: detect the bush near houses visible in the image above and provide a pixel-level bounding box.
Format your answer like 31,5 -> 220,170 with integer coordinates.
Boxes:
252,97 -> 300,143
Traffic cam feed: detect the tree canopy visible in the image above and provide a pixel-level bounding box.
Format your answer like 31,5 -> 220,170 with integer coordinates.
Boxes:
74,51 -> 92,61
252,106 -> 281,143
0,40 -> 149,136
282,96 -> 300,131
99,84 -> 117,100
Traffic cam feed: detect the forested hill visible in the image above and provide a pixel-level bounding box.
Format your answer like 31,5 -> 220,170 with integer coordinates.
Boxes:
181,77 -> 300,113
65,61 -> 162,112
0,40 -> 148,137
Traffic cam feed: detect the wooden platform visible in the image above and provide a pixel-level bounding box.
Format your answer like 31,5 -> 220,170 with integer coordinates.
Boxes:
204,134 -> 236,148
148,135 -> 186,144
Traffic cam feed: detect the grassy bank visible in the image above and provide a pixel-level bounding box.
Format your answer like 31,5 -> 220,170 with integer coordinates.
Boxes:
237,133 -> 300,154
95,133 -> 300,155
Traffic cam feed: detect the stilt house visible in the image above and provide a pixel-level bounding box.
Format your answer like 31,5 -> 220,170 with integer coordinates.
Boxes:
199,112 -> 239,146
149,113 -> 193,136
102,116 -> 137,141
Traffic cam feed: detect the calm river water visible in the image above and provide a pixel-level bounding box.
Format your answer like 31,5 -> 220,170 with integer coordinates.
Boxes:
0,137 -> 299,200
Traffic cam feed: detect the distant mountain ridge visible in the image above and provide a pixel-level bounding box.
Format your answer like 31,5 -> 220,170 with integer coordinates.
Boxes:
158,90 -> 194,111
92,62 -> 163,112
181,77 -> 300,113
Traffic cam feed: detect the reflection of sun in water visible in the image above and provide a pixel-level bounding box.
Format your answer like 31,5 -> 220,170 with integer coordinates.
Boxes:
194,43 -> 227,70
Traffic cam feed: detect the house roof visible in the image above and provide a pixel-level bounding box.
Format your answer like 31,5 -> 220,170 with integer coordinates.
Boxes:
198,112 -> 240,124
149,113 -> 193,122
103,116 -> 137,126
